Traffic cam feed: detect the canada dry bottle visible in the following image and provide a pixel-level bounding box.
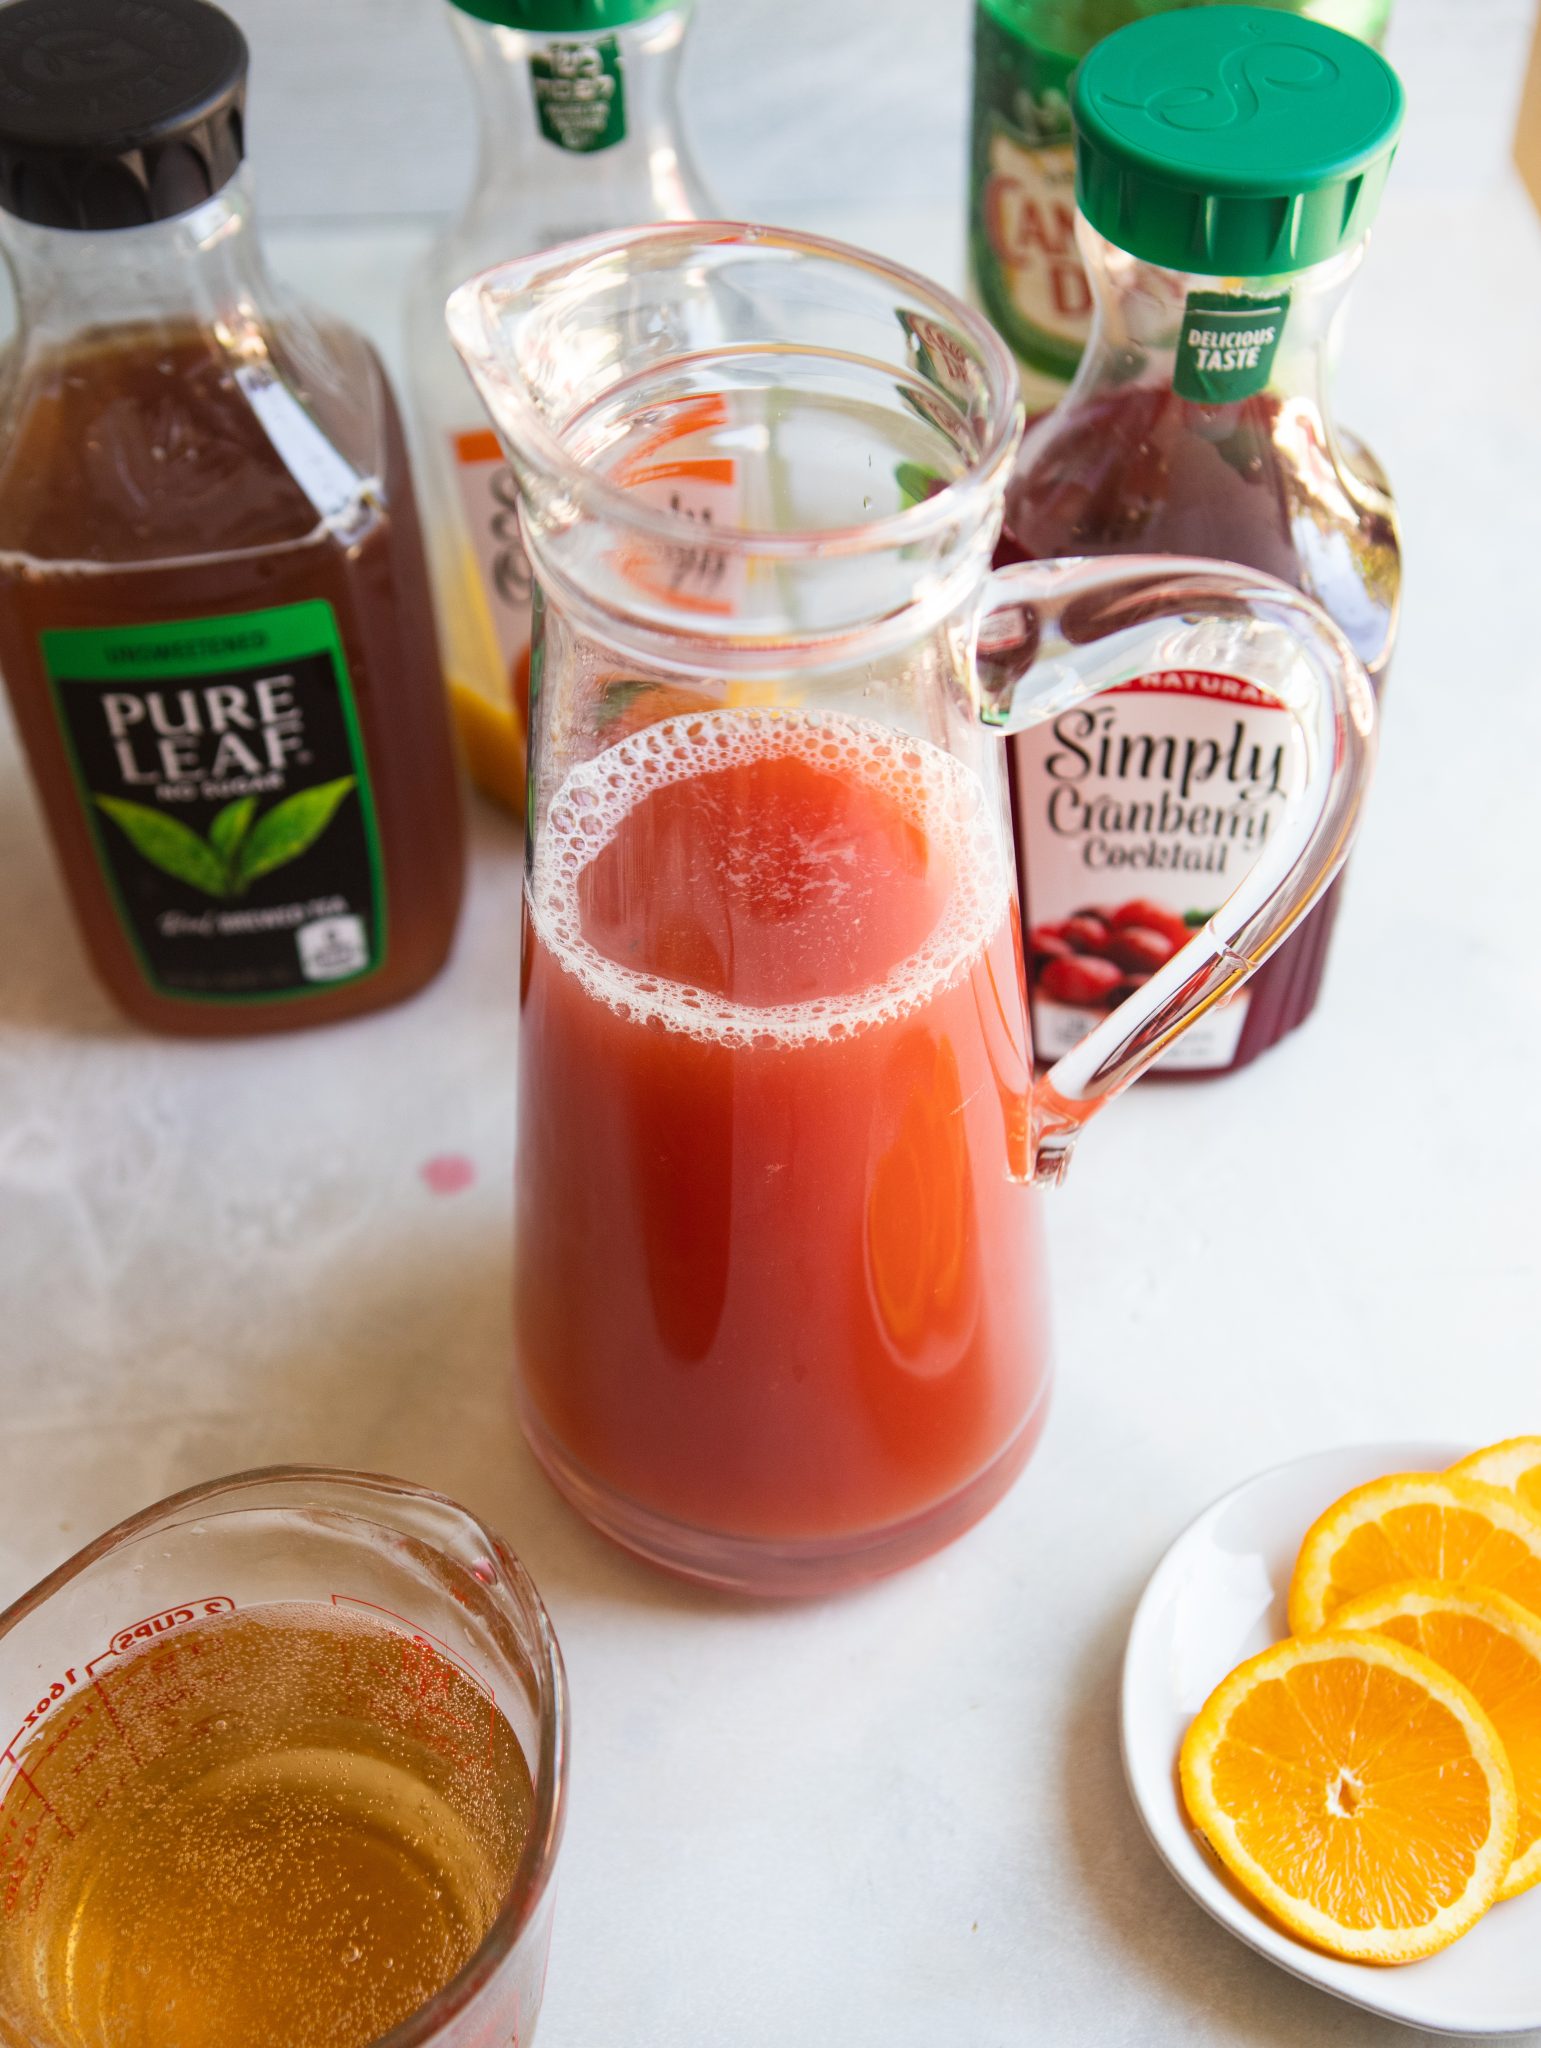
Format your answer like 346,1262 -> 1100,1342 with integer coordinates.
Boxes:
0,0 -> 465,1035
1000,7 -> 1403,1073
969,0 -> 1393,407
407,0 -> 712,809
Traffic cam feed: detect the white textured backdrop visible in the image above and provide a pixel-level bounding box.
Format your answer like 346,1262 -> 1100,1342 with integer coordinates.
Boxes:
230,0 -> 1536,223
2,8 -> 1540,2047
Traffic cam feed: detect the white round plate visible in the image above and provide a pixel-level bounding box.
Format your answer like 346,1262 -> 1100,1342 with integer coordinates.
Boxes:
1122,1439 -> 1541,2038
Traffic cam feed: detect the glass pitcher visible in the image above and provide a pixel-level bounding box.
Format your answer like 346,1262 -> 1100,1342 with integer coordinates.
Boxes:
447,224 -> 1375,1597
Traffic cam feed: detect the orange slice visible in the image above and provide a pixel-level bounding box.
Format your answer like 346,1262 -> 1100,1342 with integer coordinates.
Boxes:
1288,1473 -> 1541,1637
1333,1580 -> 1541,1900
1451,1438 -> 1541,1520
1180,1632 -> 1517,1961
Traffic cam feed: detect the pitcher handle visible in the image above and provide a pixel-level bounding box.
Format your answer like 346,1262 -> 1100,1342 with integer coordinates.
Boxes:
974,555 -> 1377,1186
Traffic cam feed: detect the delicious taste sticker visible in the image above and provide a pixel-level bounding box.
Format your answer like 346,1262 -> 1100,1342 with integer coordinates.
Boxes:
1173,290 -> 1290,404
1014,670 -> 1305,1071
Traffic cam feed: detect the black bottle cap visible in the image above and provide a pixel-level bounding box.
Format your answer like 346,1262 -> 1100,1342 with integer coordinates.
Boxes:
0,0 -> 247,231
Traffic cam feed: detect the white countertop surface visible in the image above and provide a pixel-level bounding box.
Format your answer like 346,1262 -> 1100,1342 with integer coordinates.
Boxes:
4,51 -> 1541,2048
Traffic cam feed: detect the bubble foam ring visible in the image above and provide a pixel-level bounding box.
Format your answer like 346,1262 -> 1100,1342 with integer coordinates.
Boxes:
529,706 -> 1010,1049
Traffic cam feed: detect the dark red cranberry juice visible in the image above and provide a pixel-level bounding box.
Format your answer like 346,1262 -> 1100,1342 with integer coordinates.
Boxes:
998,382 -> 1396,1074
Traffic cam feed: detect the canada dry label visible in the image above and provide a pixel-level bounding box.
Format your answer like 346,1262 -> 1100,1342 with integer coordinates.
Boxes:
1174,290 -> 1291,405
968,6 -> 1090,382
1013,670 -> 1305,1072
41,601 -> 385,1004
530,35 -> 626,153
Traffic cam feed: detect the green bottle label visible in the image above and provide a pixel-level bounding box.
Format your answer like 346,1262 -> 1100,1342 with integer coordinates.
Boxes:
530,35 -> 626,153
1173,290 -> 1291,404
968,6 -> 1089,385
41,600 -> 386,1005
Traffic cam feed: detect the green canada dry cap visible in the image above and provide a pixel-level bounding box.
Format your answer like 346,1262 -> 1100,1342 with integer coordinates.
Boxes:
0,0 -> 247,231
445,0 -> 679,28
1071,5 -> 1403,277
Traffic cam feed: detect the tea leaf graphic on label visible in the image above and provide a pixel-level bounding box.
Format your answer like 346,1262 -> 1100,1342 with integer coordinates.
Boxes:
234,777 -> 356,889
94,798 -> 230,898
207,796 -> 256,868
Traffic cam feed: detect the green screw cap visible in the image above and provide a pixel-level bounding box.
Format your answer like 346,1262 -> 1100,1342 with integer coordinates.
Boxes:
447,0 -> 677,29
1072,5 -> 1403,277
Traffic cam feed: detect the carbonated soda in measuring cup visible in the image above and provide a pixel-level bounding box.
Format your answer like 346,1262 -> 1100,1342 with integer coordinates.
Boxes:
0,1470 -> 566,2048
448,224 -> 1377,1596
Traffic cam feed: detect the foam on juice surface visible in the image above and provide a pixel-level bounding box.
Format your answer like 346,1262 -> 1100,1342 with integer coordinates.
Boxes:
529,707 -> 1010,1048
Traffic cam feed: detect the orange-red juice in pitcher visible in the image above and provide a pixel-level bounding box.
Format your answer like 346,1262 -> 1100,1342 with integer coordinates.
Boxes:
515,703 -> 1049,1550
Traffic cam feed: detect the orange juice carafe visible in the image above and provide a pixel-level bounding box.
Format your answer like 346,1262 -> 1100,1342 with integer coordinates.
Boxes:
405,0 -> 711,810
449,224 -> 1377,1595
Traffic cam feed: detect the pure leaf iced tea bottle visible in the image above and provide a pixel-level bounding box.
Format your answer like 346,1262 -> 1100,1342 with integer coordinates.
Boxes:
405,0 -> 711,810
999,6 -> 1403,1073
0,0 -> 465,1034
968,0 -> 1394,409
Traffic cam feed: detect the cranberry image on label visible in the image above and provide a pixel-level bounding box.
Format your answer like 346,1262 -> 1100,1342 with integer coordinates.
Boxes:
1014,671 -> 1306,1072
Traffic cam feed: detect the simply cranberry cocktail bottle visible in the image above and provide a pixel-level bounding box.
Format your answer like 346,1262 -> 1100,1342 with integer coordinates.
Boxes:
449,224 -> 1376,1595
999,7 -> 1404,1074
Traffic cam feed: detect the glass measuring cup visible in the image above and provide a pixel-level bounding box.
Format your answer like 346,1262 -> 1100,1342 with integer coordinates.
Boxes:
446,223 -> 1376,1595
0,1467 -> 567,2048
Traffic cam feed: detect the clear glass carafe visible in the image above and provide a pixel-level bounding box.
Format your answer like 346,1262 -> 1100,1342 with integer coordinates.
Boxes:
448,224 -> 1376,1595
407,0 -> 711,808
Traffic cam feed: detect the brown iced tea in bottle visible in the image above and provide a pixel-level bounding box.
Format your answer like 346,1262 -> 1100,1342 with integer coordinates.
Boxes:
0,0 -> 464,1034
998,8 -> 1402,1073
